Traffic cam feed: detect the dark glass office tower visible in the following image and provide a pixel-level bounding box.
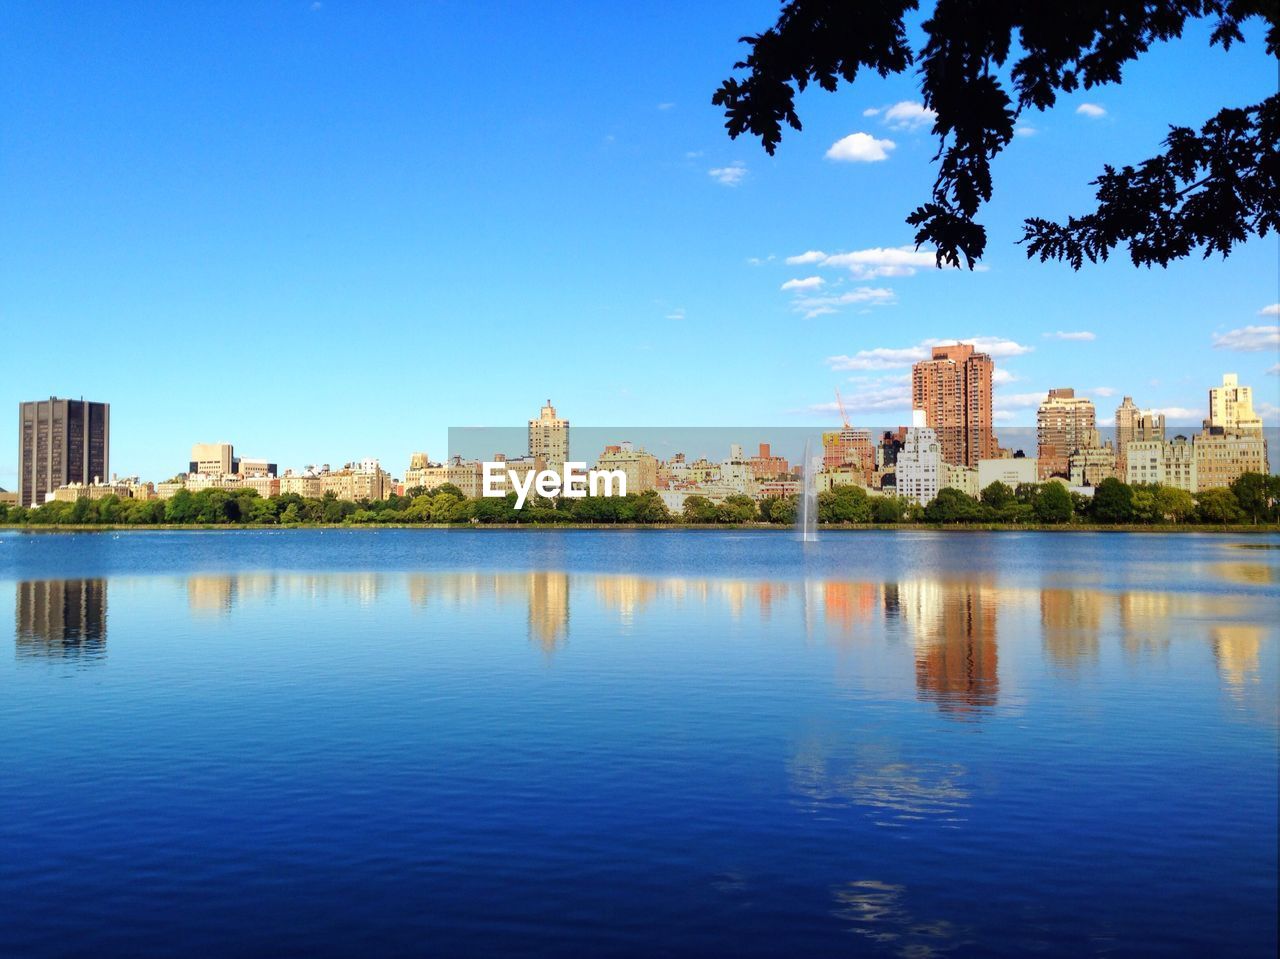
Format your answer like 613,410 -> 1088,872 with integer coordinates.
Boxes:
17,397 -> 110,507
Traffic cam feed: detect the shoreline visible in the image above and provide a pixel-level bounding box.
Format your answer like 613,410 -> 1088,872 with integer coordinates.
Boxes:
2,523 -> 1278,534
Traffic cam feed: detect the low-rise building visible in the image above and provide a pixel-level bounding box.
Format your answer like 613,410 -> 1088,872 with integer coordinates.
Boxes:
1126,436 -> 1197,491
1194,428 -> 1267,490
1068,446 -> 1117,488
321,461 -> 392,502
595,442 -> 659,494
405,457 -> 483,499
941,463 -> 979,497
977,457 -> 1039,491
51,481 -> 136,503
279,471 -> 325,498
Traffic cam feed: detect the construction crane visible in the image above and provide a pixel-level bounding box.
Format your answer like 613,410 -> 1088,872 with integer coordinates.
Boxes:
834,387 -> 852,430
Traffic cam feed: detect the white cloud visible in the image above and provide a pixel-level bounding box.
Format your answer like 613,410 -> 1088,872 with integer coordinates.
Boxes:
862,107 -> 881,117
746,254 -> 775,266
1090,386 -> 1117,397
825,132 -> 896,163
1150,406 -> 1203,422
780,276 -> 824,292
809,382 -> 911,415
826,335 -> 1034,370
1015,125 -> 1037,137
786,245 -> 938,279
1268,363 -> 1279,375
657,102 -> 675,111
685,150 -> 705,159
826,346 -> 930,371
708,162 -> 747,186
881,100 -> 937,132
1260,303 -> 1280,316
924,336 -> 1034,358
665,308 -> 686,321
1212,325 -> 1279,351
995,391 -> 1049,410
1076,103 -> 1107,118
785,250 -> 827,265
992,368 -> 1019,385
1044,330 -> 1096,341
822,246 -> 937,278
793,288 -> 895,319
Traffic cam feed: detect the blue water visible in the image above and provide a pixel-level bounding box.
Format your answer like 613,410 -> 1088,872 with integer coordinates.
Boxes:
1,529 -> 1276,958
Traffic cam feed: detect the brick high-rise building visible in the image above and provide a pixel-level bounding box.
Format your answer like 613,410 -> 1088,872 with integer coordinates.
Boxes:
911,343 -> 996,467
18,397 -> 110,508
1036,388 -> 1100,480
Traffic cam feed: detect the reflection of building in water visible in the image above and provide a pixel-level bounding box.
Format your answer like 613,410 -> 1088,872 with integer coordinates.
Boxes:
1040,588 -> 1105,672
823,581 -> 878,634
901,579 -> 999,715
15,579 -> 108,659
1117,590 -> 1173,660
1212,625 -> 1263,690
527,572 -> 569,652
593,575 -> 661,623
187,575 -> 235,614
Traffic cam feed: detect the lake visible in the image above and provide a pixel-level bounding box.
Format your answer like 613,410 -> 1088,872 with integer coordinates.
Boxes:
1,529 -> 1276,958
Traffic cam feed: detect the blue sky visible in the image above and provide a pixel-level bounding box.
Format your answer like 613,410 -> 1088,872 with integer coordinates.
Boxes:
2,1 -> 1277,486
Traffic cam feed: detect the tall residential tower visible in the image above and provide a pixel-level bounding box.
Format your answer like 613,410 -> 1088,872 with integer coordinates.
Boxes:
911,343 -> 996,467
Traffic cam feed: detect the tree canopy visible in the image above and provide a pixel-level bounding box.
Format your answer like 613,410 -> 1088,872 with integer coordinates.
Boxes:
713,1 -> 1279,270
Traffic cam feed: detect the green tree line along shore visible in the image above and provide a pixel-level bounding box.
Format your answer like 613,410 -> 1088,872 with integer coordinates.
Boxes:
3,474 -> 1279,528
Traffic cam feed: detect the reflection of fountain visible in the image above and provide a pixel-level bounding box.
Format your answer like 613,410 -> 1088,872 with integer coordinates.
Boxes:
798,438 -> 818,543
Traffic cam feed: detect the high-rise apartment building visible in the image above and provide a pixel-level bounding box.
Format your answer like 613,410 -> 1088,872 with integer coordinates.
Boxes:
18,397 -> 110,508
1036,388 -> 1100,480
1114,397 -> 1165,475
1207,373 -> 1263,436
595,442 -> 659,493
911,343 -> 996,468
528,400 -> 569,471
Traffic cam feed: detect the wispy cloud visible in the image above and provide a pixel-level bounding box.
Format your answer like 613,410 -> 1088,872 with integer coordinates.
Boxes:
1260,303 -> 1280,316
1076,103 -> 1107,118
924,336 -> 1034,359
793,288 -> 895,319
1044,330 -> 1096,341
1269,363 -> 1279,375
708,161 -> 747,186
1150,406 -> 1203,422
746,254 -> 775,266
785,245 -> 938,279
780,276 -> 824,292
826,336 -> 1034,371
825,132 -> 895,163
808,381 -> 911,415
656,102 -> 675,111
1089,386 -> 1117,397
883,101 -> 936,131
665,307 -> 686,321
995,391 -> 1050,411
1212,325 -> 1279,351
1015,125 -> 1037,137
826,346 -> 928,371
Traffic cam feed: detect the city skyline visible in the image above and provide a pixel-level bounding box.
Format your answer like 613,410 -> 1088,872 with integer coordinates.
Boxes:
10,360 -> 1271,514
1,3 -> 1276,492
